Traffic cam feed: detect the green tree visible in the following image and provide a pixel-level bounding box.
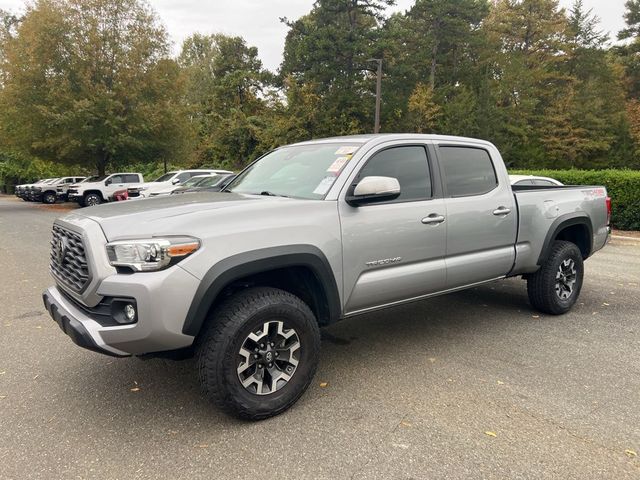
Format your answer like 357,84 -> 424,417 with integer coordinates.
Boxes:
0,0 -> 190,175
280,0 -> 394,136
179,33 -> 272,168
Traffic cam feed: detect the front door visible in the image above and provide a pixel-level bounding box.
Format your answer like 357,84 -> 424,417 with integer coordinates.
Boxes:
435,144 -> 517,288
340,144 -> 447,315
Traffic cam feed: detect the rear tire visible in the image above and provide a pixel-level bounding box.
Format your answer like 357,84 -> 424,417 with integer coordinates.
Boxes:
527,240 -> 584,315
196,287 -> 321,420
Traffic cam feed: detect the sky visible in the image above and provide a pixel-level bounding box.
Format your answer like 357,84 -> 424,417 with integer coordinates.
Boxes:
0,0 -> 629,71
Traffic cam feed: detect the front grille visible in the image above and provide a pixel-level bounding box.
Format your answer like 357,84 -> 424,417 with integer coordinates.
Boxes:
67,188 -> 78,195
50,225 -> 90,292
127,188 -> 141,198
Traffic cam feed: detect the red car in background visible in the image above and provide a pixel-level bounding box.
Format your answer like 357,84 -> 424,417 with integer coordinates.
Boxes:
113,188 -> 128,201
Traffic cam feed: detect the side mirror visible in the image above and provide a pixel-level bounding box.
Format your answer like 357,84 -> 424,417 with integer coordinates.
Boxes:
346,176 -> 401,206
105,179 -> 111,186
172,178 -> 181,185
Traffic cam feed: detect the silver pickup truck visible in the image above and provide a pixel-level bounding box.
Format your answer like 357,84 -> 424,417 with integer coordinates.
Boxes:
42,134 -> 610,419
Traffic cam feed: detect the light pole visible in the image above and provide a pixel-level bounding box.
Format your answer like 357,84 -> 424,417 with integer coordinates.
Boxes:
368,58 -> 382,134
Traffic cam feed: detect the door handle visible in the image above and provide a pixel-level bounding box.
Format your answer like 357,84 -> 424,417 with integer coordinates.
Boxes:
493,206 -> 511,216
422,214 -> 445,225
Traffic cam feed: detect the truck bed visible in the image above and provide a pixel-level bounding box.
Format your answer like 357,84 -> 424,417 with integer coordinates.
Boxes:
510,185 -> 609,275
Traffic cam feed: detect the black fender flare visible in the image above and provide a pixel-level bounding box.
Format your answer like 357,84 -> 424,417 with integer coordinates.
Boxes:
537,213 -> 593,265
182,245 -> 341,336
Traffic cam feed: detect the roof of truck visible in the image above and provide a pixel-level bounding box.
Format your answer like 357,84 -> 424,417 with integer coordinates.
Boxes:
291,133 -> 495,148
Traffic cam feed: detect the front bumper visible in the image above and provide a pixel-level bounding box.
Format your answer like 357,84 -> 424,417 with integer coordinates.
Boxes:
43,265 -> 199,356
43,287 -> 128,357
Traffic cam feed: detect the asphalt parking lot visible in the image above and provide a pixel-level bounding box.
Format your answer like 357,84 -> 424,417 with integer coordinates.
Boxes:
1,195 -> 639,480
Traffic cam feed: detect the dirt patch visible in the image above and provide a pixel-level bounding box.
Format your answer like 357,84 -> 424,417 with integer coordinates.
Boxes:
36,202 -> 78,211
613,229 -> 640,239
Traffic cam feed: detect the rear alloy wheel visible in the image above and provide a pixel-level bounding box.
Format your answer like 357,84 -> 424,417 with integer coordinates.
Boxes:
527,240 -> 584,315
42,192 -> 56,204
197,287 -> 320,420
83,193 -> 102,207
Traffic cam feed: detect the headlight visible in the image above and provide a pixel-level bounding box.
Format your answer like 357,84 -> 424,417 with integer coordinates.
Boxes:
106,237 -> 200,272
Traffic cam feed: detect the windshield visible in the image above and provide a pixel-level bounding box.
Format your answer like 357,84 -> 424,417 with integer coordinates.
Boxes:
197,175 -> 227,187
80,176 -> 100,183
228,143 -> 361,199
182,176 -> 211,187
44,178 -> 60,184
153,172 -> 176,182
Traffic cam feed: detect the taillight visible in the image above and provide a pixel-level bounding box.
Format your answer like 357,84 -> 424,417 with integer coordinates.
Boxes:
606,196 -> 611,226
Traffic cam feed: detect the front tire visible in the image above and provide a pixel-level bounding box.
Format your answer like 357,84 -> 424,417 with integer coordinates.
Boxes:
83,192 -> 102,207
197,287 -> 321,420
42,192 -> 56,204
527,240 -> 584,315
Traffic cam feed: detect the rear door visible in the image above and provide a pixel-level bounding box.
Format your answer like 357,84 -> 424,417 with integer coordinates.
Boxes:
340,142 -> 447,314
436,144 -> 517,288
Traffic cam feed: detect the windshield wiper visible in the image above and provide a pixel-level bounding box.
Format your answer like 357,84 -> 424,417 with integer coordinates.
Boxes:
259,191 -> 288,198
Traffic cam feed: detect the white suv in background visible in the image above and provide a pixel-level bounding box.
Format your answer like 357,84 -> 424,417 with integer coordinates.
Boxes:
127,169 -> 233,199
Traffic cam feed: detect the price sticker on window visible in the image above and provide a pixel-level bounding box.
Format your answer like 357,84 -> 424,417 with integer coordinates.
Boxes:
313,177 -> 336,195
334,146 -> 358,155
326,156 -> 350,173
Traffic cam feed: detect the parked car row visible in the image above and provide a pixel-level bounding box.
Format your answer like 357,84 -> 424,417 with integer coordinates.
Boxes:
15,177 -> 87,203
15,169 -> 236,207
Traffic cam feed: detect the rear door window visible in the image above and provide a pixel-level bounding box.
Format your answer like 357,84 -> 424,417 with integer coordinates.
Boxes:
122,174 -> 140,183
439,146 -> 498,197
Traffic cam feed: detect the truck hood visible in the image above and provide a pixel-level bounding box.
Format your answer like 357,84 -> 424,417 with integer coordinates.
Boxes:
64,192 -> 311,241
73,181 -> 103,188
129,181 -> 170,193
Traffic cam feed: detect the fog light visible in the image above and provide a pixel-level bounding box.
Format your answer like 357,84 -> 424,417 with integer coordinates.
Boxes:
124,304 -> 136,322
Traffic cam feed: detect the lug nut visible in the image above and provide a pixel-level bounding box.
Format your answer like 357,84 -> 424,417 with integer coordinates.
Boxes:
270,342 -> 274,347
258,364 -> 263,369
260,343 -> 265,349
254,354 -> 259,359
268,363 -> 273,368
254,347 -> 259,352
275,352 -> 279,357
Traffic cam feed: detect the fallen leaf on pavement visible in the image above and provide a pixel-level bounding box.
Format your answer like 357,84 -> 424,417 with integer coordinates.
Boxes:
400,421 -> 412,427
532,315 -> 540,319
196,444 -> 209,449
485,431 -> 497,437
319,382 -> 328,388
625,449 -> 637,458
602,303 -> 610,306
428,357 -> 436,363
130,387 -> 140,392
497,380 -> 504,385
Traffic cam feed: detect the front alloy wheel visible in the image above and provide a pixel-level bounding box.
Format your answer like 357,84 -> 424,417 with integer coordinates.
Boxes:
237,320 -> 301,395
84,193 -> 102,207
197,287 -> 320,420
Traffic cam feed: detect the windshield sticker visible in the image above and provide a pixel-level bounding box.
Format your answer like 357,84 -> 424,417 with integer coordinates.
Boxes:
327,156 -> 350,173
313,177 -> 336,195
335,146 -> 358,155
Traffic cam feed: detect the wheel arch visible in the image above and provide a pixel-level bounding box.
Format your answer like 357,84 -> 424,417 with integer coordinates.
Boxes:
537,213 -> 593,265
182,245 -> 342,337
83,189 -> 104,200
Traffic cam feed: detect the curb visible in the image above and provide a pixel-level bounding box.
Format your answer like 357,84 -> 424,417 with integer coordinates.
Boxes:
611,235 -> 640,241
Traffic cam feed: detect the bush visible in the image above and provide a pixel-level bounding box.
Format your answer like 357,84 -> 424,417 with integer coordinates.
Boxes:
510,169 -> 640,231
